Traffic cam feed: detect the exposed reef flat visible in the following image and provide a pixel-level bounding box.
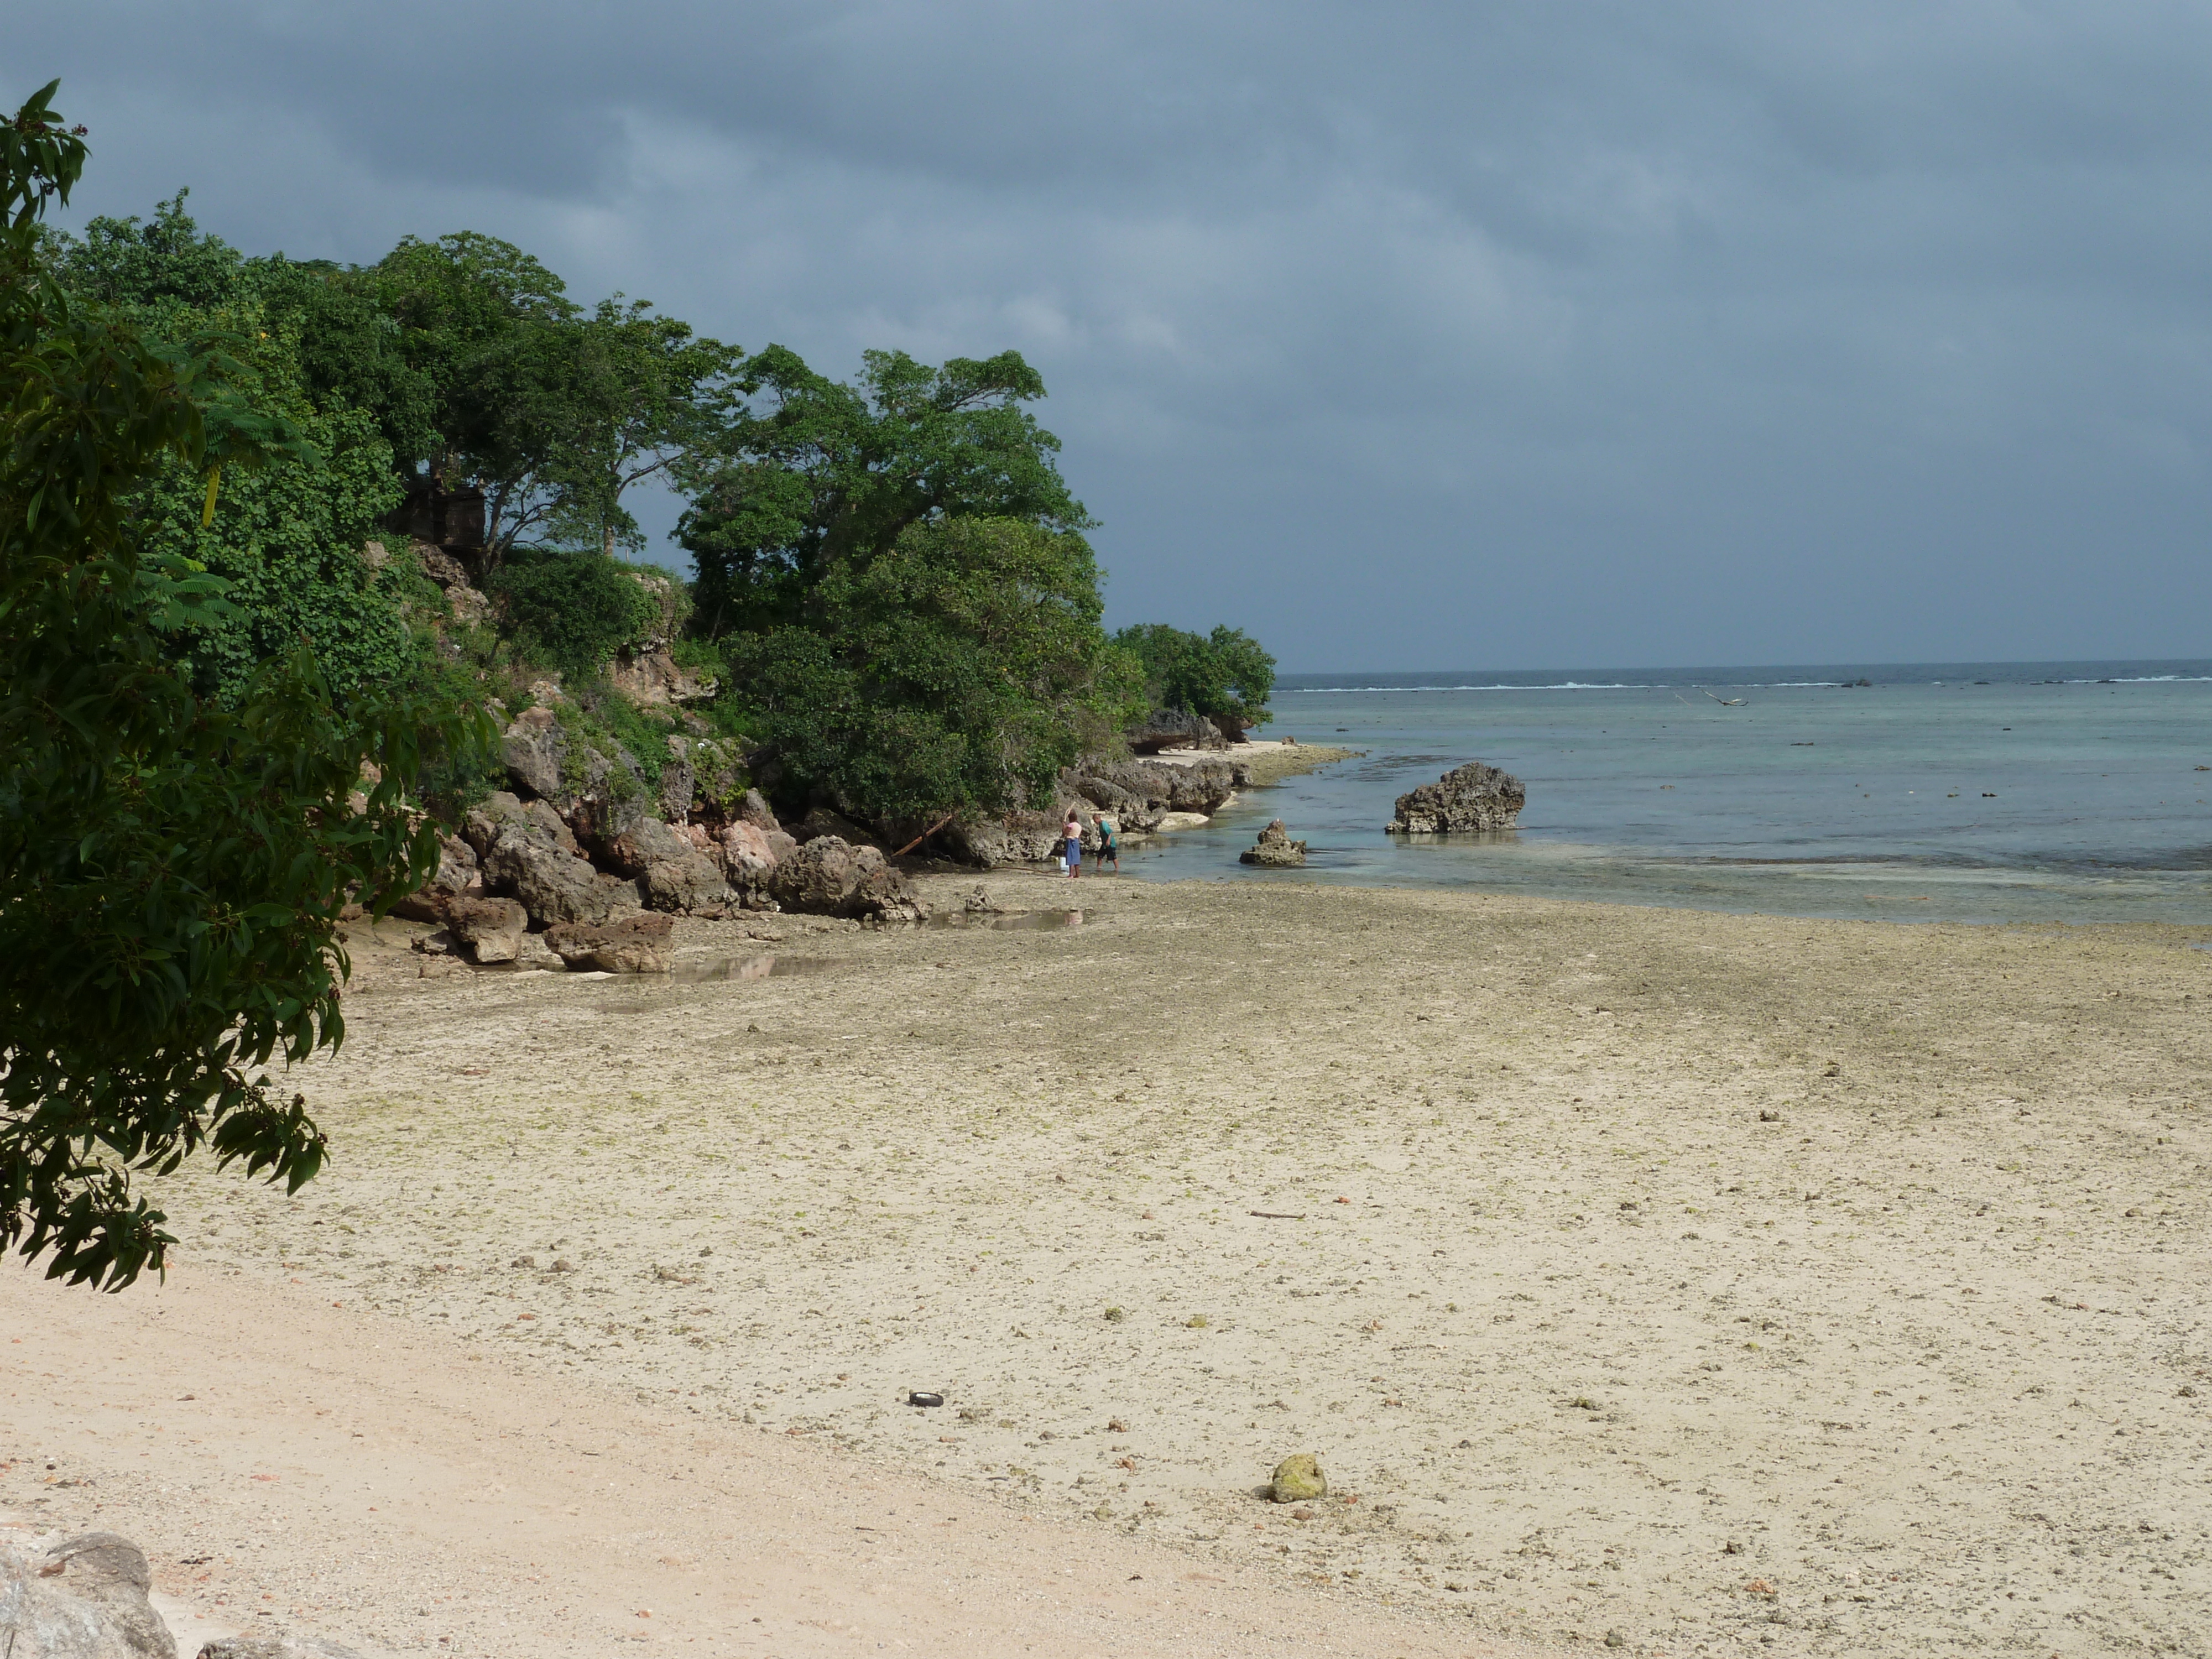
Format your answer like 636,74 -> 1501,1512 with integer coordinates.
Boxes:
17,875 -> 2210,1656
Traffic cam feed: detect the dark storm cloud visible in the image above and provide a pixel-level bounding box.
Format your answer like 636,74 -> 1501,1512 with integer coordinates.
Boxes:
10,3 -> 2212,667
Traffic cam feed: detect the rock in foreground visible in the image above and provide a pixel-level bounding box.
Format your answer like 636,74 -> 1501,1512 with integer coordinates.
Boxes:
1270,1453 -> 1328,1503
1386,760 -> 1525,833
1,1531 -> 174,1658
544,912 -> 675,973
1239,820 -> 1307,867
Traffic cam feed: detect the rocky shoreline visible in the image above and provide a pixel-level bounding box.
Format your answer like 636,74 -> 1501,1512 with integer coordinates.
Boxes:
393,703 -> 1359,969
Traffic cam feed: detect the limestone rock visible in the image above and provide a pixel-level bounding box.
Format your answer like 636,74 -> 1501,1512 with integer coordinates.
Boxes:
462,792 -> 577,861
768,836 -> 927,922
607,646 -> 712,708
444,896 -> 529,963
482,826 -> 640,929
500,706 -> 566,800
411,540 -> 491,627
389,831 -> 482,924
941,810 -> 1070,868
655,735 -> 695,823
544,912 -> 675,973
687,745 -> 754,819
1270,1453 -> 1328,1504
1239,819 -> 1307,867
1125,708 -> 1226,753
712,820 -> 781,907
599,816 -> 734,914
1,1531 -> 175,1658
1066,756 -> 1236,825
1386,760 -> 1525,833
735,788 -> 781,832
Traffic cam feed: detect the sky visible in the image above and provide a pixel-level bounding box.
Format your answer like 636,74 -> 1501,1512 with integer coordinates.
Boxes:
11,3 -> 2212,671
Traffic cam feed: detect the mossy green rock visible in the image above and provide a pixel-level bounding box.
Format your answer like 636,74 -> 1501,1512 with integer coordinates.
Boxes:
1270,1452 -> 1328,1503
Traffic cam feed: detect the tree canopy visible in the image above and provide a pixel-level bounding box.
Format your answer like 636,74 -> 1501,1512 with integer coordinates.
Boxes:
676,345 -> 1089,637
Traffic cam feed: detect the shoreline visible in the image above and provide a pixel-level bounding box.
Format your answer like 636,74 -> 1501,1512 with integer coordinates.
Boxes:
12,874 -> 2209,1654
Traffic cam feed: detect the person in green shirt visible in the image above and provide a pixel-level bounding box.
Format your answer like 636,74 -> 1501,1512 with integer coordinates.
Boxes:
1096,813 -> 1120,873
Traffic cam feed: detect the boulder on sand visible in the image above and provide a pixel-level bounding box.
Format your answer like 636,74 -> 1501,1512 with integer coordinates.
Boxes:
444,896 -> 529,963
1,1530 -> 175,1659
544,912 -> 674,973
768,836 -> 927,922
1386,760 -> 1525,833
711,819 -> 782,906
389,830 -> 481,924
599,816 -> 734,915
479,823 -> 641,929
1270,1453 -> 1328,1503
1239,819 -> 1307,867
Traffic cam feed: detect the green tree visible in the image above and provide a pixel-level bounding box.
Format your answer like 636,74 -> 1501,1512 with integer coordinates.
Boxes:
1,82 -> 481,1291
471,295 -> 738,561
1113,622 -> 1276,728
677,345 -> 1090,635
731,517 -> 1142,824
373,236 -> 734,567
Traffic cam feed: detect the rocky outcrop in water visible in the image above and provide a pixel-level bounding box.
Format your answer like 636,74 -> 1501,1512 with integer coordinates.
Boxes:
1386,761 -> 1525,833
1239,819 -> 1307,867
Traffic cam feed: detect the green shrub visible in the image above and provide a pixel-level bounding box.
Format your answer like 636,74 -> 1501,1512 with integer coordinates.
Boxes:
488,549 -> 659,681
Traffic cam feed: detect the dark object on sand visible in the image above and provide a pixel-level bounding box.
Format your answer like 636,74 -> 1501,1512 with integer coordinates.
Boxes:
908,1391 -> 945,1407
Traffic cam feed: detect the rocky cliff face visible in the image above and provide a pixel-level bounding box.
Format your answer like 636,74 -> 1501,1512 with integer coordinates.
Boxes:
1386,761 -> 1525,833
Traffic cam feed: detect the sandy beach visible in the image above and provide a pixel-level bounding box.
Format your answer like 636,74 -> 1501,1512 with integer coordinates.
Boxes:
9,870 -> 2210,1656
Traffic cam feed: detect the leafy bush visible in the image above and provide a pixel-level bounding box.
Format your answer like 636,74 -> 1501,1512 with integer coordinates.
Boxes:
488,549 -> 660,680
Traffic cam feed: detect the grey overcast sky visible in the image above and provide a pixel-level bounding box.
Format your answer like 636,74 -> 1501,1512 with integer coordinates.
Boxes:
11,3 -> 2212,670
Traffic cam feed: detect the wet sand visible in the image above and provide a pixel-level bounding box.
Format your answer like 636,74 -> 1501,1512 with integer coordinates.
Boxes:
16,873 -> 2212,1655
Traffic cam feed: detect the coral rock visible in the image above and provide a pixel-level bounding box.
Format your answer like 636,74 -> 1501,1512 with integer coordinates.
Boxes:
1386,760 -> 1525,833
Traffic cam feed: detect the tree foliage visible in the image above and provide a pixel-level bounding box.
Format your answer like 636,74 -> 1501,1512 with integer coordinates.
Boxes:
1113,622 -> 1276,726
372,236 -> 736,565
731,517 -> 1142,822
677,346 -> 1090,637
487,547 -> 663,681
1,82 -> 484,1290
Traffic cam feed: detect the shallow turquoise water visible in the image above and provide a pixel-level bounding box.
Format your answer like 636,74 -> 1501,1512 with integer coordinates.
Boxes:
1117,660 -> 2212,924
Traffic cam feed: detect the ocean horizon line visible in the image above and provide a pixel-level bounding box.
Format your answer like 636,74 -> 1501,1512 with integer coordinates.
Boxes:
1275,655 -> 2212,692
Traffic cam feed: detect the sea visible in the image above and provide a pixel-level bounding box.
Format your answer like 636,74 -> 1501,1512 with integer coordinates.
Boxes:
1115,660 -> 2212,926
